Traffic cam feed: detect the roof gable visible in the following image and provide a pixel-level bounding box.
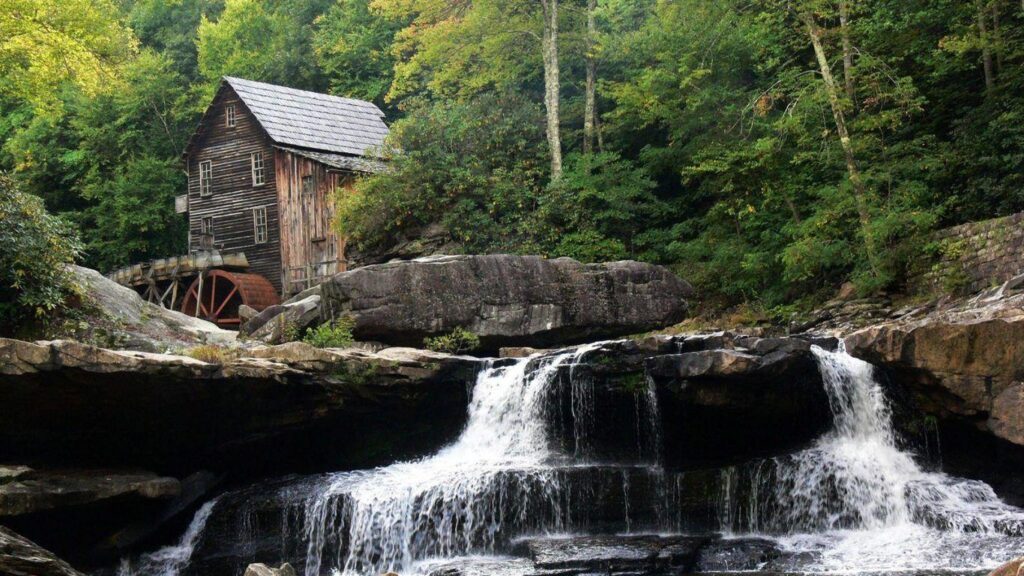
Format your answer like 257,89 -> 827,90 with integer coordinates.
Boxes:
186,77 -> 390,160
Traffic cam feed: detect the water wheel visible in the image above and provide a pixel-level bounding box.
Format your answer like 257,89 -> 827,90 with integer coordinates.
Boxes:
180,270 -> 279,328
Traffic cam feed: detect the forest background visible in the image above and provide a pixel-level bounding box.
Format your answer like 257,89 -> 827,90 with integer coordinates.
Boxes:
2,0 -> 1023,323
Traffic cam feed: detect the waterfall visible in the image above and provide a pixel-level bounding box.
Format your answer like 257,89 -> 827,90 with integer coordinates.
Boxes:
720,345 -> 1024,571
117,498 -> 220,576
127,339 -> 1024,576
301,342 -> 671,575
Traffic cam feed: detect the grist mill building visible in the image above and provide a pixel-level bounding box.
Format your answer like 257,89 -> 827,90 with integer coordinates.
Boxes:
180,76 -> 389,296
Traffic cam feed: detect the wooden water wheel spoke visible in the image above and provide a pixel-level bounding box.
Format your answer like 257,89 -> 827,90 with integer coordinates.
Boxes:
212,286 -> 239,317
179,270 -> 279,329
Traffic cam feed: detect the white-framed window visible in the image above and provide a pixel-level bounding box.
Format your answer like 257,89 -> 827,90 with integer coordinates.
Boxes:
225,104 -> 236,127
252,206 -> 268,244
251,152 -> 265,186
198,160 -> 212,197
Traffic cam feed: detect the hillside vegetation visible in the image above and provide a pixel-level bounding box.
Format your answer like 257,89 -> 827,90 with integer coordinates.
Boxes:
2,0 -> 1023,315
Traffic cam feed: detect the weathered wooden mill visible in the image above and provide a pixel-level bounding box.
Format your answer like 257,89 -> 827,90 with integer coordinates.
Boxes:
108,77 -> 389,327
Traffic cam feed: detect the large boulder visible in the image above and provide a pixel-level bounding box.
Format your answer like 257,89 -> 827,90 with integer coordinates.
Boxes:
0,526 -> 85,576
845,290 -> 1024,505
240,294 -> 321,343
319,255 -> 693,349
845,303 -> 1024,447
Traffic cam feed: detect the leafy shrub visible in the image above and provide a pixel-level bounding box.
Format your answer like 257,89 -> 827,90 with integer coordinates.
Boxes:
424,327 -> 480,354
303,317 -> 356,348
184,344 -> 240,364
0,174 -> 82,334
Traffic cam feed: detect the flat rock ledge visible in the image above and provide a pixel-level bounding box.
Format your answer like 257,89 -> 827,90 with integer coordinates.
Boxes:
0,338 -> 481,474
0,467 -> 178,518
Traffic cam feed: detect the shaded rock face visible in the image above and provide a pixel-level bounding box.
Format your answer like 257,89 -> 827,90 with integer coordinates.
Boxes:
0,338 -> 478,477
319,255 -> 693,350
543,335 -> 829,468
0,526 -> 85,576
640,335 -> 831,468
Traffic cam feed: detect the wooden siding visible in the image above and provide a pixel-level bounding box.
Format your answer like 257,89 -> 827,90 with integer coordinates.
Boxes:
276,149 -> 350,295
186,86 -> 282,291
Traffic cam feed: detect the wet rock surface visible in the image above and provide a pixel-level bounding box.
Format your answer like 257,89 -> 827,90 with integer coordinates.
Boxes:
0,526 -> 86,576
319,255 -> 694,350
420,534 -> 795,575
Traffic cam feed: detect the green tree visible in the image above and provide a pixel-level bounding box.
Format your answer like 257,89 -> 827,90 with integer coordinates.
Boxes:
196,0 -> 330,92
0,0 -> 137,113
0,174 -> 81,332
313,0 -> 408,110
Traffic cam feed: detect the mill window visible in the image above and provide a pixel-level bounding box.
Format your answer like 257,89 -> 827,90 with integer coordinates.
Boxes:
251,152 -> 265,186
199,161 -> 212,197
225,104 -> 236,127
301,175 -> 314,195
253,206 -> 268,244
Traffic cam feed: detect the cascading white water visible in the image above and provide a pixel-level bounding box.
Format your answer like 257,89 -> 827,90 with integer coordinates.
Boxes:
117,498 -> 220,576
722,345 -> 1024,571
302,342 -> 666,576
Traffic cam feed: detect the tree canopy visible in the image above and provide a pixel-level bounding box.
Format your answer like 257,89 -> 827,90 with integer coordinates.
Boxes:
2,0 -> 1023,316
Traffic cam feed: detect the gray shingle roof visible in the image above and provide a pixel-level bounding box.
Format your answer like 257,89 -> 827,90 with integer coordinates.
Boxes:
275,147 -> 388,174
225,76 -> 389,157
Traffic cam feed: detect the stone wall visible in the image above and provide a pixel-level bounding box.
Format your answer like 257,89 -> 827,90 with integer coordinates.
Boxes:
923,212 -> 1024,294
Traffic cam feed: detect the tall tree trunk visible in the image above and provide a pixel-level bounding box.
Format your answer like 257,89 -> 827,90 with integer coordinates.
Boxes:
978,1 -> 995,93
800,11 -> 878,272
992,1 -> 1003,75
540,0 -> 563,181
839,0 -> 855,108
583,0 -> 597,155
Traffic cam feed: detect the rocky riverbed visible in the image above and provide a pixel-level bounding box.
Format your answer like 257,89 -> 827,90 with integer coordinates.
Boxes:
2,259 -> 1024,575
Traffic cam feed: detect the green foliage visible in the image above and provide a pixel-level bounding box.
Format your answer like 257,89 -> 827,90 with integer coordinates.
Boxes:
337,92 -> 549,254
313,0 -> 407,110
197,0 -> 330,92
0,174 -> 82,332
540,153 -> 662,262
0,0 -> 137,113
4,0 -> 1024,317
424,327 -> 480,354
303,316 -> 356,348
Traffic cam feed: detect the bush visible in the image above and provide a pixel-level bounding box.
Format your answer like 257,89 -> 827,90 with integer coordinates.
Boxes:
424,327 -> 480,354
184,344 -> 240,364
303,317 -> 356,348
0,174 -> 82,334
